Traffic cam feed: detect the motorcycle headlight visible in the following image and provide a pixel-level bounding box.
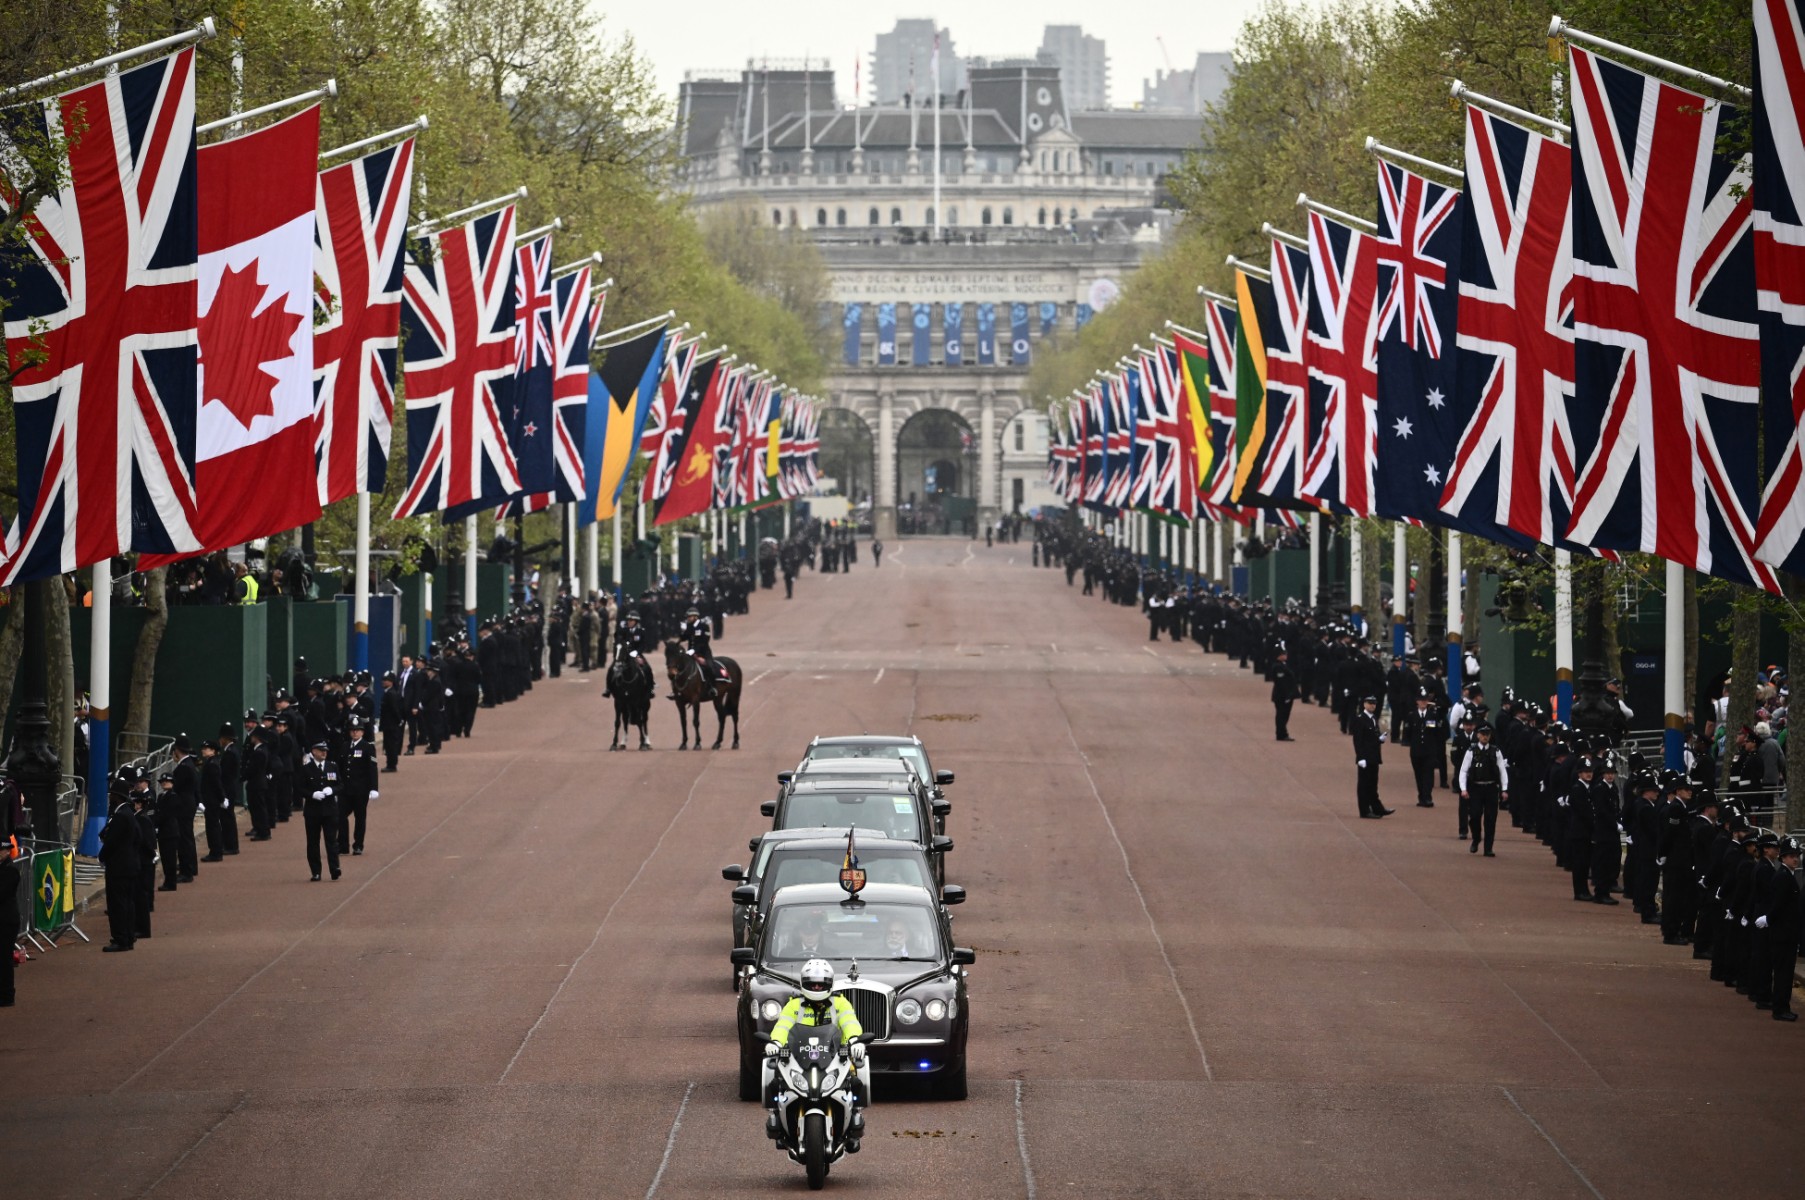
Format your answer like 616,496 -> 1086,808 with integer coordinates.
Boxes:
895,998 -> 922,1025
760,999 -> 783,1022
924,999 -> 947,1022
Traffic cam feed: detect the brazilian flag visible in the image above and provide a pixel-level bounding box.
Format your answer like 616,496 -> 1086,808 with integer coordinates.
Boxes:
33,848 -> 71,933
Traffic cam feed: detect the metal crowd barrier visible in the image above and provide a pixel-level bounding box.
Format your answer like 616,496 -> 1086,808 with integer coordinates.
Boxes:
11,836 -> 88,952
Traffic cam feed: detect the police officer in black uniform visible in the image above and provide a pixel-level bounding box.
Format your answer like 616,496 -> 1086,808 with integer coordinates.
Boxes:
1352,696 -> 1392,819
1459,722 -> 1507,855
337,716 -> 380,856
99,777 -> 143,952
1270,647 -> 1298,741
299,740 -> 342,881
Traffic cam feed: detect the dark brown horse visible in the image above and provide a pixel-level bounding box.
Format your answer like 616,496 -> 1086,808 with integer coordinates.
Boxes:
663,640 -> 742,750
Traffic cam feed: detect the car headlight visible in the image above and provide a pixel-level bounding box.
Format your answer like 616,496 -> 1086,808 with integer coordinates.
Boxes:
760,999 -> 783,1021
895,998 -> 922,1024
924,999 -> 947,1022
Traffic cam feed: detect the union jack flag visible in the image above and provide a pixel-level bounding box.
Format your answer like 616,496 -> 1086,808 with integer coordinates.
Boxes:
1082,383 -> 1109,510
1203,299 -> 1242,513
1753,0 -> 1805,571
509,232 -> 557,496
711,367 -> 749,510
795,400 -> 820,492
313,136 -> 416,506
1566,47 -> 1776,591
1149,345 -> 1196,518
1301,215 -> 1378,516
1443,106 -> 1587,551
641,338 -> 702,508
394,205 -> 522,519
547,265 -> 596,503
1128,358 -> 1159,510
1103,372 -> 1134,510
2,49 -> 200,583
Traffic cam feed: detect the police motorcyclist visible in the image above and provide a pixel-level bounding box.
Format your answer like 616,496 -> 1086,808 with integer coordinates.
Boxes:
604,610 -> 655,699
763,957 -> 869,1152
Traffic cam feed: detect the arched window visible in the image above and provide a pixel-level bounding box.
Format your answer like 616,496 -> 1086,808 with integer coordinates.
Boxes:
1014,420 -> 1025,452
1054,207 -> 1063,226
1002,207 -> 1013,226
816,208 -> 827,227
1037,207 -> 1048,225
869,207 -> 880,226
890,207 -> 903,225
788,208 -> 799,227
836,208 -> 847,226
946,207 -> 958,225
1067,150 -> 1076,173
981,207 -> 992,226
772,208 -> 783,226
925,206 -> 936,227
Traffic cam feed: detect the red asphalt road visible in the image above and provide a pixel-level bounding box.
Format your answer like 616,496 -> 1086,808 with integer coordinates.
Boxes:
6,537 -> 1804,1199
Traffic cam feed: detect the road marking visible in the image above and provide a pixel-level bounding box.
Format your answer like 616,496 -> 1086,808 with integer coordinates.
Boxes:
873,667 -> 885,685
115,751 -> 529,1095
644,1080 -> 695,1199
1014,1079 -> 1037,1200
1500,1087 -> 1606,1200
1055,693 -> 1214,1082
142,1091 -> 247,1195
749,668 -> 774,686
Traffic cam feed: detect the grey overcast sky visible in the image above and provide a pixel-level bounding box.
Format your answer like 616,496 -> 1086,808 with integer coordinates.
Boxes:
597,2 -> 1257,110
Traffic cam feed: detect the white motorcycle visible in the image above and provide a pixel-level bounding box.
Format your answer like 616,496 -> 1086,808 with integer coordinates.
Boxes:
762,1027 -> 873,1190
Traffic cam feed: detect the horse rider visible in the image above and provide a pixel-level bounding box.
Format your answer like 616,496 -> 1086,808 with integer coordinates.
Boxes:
604,609 -> 655,699
678,604 -> 721,699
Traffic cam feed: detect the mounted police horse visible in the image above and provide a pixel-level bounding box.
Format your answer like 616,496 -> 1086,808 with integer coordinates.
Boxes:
663,640 -> 742,750
607,653 -> 654,750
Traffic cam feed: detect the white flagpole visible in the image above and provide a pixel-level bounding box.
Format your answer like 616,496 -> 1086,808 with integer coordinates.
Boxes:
1446,532 -> 1464,700
1556,548 -> 1575,721
1350,524 -> 1365,635
1662,558 -> 1684,769
565,502 -> 579,594
584,519 -> 600,597
464,514 -> 479,640
611,506 -> 623,601
1391,523 -> 1407,658
352,491 -> 371,671
1308,511 -> 1321,607
0,18 -> 214,103
82,558 -> 112,855
932,34 -> 942,237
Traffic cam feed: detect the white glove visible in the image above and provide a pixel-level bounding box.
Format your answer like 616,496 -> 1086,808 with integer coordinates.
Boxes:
1740,916 -> 1749,926
1656,857 -> 1666,867
764,1042 -> 780,1058
1357,760 -> 1368,769
1379,732 -> 1389,743
1757,915 -> 1769,929
850,1043 -> 866,1066
311,790 -> 324,801
321,786 -> 333,797
1625,835 -> 1633,845
369,791 -> 379,800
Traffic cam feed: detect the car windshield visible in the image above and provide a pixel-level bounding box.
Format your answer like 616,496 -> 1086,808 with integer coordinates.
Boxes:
778,793 -> 923,843
809,743 -> 931,782
763,850 -> 931,898
764,901 -> 942,963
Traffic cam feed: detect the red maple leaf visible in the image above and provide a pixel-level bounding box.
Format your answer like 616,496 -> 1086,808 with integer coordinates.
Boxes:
200,262 -> 303,429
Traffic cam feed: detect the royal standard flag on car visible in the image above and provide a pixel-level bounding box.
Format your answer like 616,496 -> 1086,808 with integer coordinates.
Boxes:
839,826 -> 865,895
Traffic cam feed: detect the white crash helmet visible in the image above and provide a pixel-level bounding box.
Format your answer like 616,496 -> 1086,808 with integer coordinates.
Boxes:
799,958 -> 835,1002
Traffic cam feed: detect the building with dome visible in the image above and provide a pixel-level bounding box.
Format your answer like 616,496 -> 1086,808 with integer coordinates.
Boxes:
677,56 -> 1205,534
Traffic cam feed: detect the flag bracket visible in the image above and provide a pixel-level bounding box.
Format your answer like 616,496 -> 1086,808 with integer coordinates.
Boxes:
410,187 -> 528,237
1164,320 -> 1208,340
1297,193 -> 1379,235
1225,255 -> 1271,280
0,18 -> 216,103
516,217 -> 562,243
1547,16 -> 1750,99
1449,81 -> 1570,140
321,115 -> 429,162
1363,137 -> 1463,183
1194,286 -> 1236,309
1260,222 -> 1309,250
199,78 -> 337,137
553,251 -> 603,279
592,309 -> 677,350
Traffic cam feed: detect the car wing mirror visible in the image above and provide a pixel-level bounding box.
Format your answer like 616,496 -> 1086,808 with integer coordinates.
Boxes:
749,837 -> 762,853
730,947 -> 757,967
931,798 -> 951,815
940,884 -> 966,905
731,885 -> 757,905
950,946 -> 976,966
759,801 -> 776,818
722,864 -> 745,882
776,771 -> 794,785
931,835 -> 954,853
935,770 -> 955,786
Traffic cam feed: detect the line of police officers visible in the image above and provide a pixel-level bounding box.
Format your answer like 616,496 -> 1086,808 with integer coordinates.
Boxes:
93,610 -> 548,953
1038,520 -> 1804,1023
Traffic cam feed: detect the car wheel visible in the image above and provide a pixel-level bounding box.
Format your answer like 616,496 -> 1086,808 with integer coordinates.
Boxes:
936,1057 -> 968,1101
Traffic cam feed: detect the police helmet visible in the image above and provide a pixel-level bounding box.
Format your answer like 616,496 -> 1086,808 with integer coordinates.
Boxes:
348,715 -> 364,730
1781,837 -> 1802,858
1577,756 -> 1598,773
1758,830 -> 1782,849
798,958 -> 835,1003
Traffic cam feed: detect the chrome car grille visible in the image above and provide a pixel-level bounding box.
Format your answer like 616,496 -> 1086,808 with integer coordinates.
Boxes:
844,985 -> 890,1042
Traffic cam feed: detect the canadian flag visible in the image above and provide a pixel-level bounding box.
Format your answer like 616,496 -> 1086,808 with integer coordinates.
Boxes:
145,105 -> 322,565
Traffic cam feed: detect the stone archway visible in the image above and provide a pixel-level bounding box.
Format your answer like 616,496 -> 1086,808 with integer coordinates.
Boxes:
896,408 -> 977,535
818,407 -> 874,504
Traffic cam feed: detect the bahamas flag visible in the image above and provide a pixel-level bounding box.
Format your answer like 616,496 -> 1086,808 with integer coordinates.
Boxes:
580,325 -> 668,524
